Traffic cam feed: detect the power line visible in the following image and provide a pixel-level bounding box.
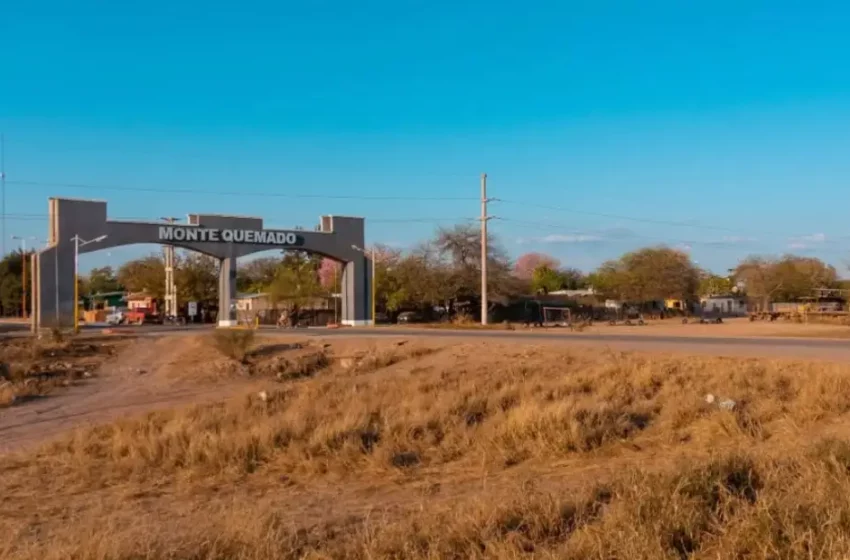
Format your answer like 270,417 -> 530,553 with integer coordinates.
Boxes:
7,179 -> 478,202
493,216 -> 849,254
0,212 -> 470,225
494,197 -> 836,241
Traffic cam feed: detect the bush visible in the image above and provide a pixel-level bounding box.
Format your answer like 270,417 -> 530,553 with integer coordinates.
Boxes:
211,329 -> 255,363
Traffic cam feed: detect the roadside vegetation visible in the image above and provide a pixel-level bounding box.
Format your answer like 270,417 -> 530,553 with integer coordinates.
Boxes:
4,339 -> 850,558
0,335 -> 130,407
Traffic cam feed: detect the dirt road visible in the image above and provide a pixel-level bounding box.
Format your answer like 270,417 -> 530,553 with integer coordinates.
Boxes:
0,336 -> 263,453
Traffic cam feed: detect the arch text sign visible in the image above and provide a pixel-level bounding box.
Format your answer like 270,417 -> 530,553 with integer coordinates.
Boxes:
158,226 -> 301,245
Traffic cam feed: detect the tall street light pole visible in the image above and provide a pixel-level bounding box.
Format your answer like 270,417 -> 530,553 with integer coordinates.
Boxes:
70,234 -> 107,331
351,245 -> 376,326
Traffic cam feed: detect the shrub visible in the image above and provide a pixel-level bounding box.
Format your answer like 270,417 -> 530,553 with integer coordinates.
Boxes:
211,329 -> 256,363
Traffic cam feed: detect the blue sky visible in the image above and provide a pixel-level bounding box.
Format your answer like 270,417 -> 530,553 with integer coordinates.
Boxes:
3,0 -> 850,274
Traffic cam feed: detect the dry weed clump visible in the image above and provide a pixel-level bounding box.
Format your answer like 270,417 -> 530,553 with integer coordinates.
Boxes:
211,329 -> 256,362
8,343 -> 850,558
0,336 -> 126,407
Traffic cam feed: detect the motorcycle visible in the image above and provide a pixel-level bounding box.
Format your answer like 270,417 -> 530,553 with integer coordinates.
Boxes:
162,314 -> 187,326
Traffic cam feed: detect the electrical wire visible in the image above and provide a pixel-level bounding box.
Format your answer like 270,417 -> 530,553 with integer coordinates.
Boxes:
493,216 -> 847,255
7,180 -> 477,202
494,197 -> 842,242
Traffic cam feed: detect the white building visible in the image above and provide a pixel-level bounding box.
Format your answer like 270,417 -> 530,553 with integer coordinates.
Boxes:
700,295 -> 748,316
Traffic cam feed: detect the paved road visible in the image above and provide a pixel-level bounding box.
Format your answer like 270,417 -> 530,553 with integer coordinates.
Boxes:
5,322 -> 849,360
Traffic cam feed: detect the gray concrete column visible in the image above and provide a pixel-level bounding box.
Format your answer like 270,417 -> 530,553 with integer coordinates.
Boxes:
36,244 -> 75,330
217,257 -> 238,327
341,254 -> 372,326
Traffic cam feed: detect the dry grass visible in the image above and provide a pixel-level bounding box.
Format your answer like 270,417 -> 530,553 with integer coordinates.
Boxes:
6,340 -> 850,558
0,335 -> 130,407
210,329 -> 256,363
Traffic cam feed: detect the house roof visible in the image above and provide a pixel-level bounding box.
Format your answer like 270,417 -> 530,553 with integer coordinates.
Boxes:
236,292 -> 269,300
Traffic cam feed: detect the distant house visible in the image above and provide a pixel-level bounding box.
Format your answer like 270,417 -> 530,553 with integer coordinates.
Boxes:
84,290 -> 126,310
700,295 -> 748,316
126,292 -> 158,314
235,292 -> 337,326
548,288 -> 596,298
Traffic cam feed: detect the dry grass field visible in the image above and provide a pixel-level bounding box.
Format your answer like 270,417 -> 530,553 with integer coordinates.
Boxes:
5,332 -> 850,558
416,316 -> 850,339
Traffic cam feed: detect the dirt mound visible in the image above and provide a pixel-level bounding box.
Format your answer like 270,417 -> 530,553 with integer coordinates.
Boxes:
0,336 -> 130,407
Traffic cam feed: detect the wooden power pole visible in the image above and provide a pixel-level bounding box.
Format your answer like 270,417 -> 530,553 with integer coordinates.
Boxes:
480,173 -> 489,325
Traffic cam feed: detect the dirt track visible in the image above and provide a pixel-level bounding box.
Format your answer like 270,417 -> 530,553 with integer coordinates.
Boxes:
0,336 -> 265,453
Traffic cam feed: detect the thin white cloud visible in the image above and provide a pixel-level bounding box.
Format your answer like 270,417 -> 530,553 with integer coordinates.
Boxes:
515,227 -> 635,246
539,234 -> 604,244
787,233 -> 826,250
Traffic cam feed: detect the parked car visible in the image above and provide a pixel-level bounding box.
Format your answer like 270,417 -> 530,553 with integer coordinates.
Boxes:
105,308 -> 127,325
396,311 -> 424,324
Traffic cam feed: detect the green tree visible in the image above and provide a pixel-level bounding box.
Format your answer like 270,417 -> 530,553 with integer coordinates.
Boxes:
0,274 -> 22,317
0,250 -> 28,316
117,254 -> 166,300
266,253 -> 323,311
698,272 -> 733,297
176,254 -> 219,305
531,265 -> 564,294
560,267 -> 588,290
734,255 -> 838,308
590,247 -> 699,303
237,257 -> 281,293
85,266 -> 122,294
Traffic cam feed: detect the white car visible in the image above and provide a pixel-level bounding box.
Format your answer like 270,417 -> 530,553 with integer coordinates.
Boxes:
105,308 -> 127,325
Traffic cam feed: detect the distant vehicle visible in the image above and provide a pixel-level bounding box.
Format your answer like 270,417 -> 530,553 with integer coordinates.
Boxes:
162,315 -> 186,326
105,308 -> 127,325
105,307 -> 148,325
397,311 -> 424,324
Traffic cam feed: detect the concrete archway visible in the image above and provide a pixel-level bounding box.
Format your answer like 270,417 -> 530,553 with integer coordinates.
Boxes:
31,198 -> 372,329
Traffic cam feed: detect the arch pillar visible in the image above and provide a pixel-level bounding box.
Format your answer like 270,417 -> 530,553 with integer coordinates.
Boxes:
341,254 -> 372,326
218,257 -> 238,327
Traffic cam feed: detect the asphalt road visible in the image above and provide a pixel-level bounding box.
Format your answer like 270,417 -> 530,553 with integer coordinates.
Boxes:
4,322 -> 849,360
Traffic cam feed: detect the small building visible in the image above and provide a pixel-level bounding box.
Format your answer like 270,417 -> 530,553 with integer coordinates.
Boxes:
126,292 -> 158,314
700,295 -> 748,316
235,292 -> 337,326
82,290 -> 126,311
548,288 -> 596,298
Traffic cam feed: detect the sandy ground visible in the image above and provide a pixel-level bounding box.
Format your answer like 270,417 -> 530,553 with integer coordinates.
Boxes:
0,335 -> 268,453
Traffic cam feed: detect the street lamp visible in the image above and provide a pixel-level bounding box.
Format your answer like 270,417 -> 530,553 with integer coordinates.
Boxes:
10,235 -> 39,319
70,234 -> 107,331
351,244 -> 376,326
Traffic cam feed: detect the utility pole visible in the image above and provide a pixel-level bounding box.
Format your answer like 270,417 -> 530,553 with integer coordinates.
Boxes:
11,236 -> 35,319
480,172 -> 489,325
1,133 -> 6,257
161,217 -> 179,318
